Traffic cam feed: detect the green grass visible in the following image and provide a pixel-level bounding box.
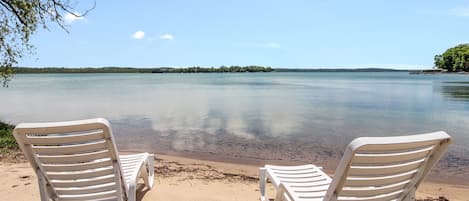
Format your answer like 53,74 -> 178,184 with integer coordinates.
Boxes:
0,121 -> 17,152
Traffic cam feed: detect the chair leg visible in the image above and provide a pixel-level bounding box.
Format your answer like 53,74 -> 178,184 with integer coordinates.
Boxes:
275,183 -> 286,201
402,187 -> 416,201
259,167 -> 267,201
142,154 -> 154,189
275,183 -> 294,201
37,170 -> 50,201
128,182 -> 136,201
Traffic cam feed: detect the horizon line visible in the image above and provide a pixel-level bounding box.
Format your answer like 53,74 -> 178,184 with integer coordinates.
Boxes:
15,65 -> 433,70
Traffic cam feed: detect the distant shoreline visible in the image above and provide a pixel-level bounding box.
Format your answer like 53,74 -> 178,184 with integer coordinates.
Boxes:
409,69 -> 469,75
13,67 -> 411,74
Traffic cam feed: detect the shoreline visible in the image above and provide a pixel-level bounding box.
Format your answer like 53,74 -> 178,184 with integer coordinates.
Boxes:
148,152 -> 469,186
1,152 -> 468,200
120,142 -> 469,186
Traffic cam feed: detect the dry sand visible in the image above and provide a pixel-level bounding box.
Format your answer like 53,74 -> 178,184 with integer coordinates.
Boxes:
1,154 -> 468,201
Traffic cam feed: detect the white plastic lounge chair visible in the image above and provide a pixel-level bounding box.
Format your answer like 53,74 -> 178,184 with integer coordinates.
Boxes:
13,118 -> 154,201
259,131 -> 451,201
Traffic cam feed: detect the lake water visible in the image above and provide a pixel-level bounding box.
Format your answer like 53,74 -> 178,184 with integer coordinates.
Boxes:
1,72 -> 469,181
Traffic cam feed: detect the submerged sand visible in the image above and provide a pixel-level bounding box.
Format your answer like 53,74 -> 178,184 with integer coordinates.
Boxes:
0,154 -> 468,201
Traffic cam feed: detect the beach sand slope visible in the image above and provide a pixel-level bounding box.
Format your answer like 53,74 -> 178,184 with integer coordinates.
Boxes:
1,154 -> 468,201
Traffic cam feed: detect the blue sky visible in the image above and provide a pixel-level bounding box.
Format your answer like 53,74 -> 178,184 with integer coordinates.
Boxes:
18,0 -> 469,69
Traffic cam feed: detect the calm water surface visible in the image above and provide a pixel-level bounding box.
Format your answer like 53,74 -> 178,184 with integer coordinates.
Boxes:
1,72 -> 469,177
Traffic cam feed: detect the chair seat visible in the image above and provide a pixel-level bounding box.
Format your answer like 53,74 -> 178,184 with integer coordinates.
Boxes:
265,164 -> 332,201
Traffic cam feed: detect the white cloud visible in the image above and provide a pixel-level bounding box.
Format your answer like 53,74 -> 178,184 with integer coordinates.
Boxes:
132,31 -> 145,40
450,7 -> 469,17
160,34 -> 174,40
262,42 -> 281,49
64,12 -> 84,24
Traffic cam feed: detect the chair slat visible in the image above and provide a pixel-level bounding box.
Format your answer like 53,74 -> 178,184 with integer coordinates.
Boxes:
295,191 -> 327,199
61,196 -> 118,201
48,168 -> 114,180
358,140 -> 438,152
288,179 -> 331,188
291,184 -> 329,192
348,158 -> 425,176
344,170 -> 417,187
56,183 -> 117,195
337,189 -> 403,201
32,141 -> 107,155
273,169 -> 319,175
43,159 -> 112,172
38,150 -> 110,164
16,120 -> 108,135
25,130 -> 105,145
351,146 -> 432,164
279,177 -> 330,183
340,180 -> 410,197
277,172 -> 324,179
51,175 -> 116,188
58,190 -> 117,201
268,165 -> 318,171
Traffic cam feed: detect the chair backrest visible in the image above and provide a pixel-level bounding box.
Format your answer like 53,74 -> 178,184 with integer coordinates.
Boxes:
324,131 -> 451,201
13,118 -> 127,201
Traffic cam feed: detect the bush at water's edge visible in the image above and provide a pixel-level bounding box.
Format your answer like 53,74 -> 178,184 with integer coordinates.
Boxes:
0,121 -> 17,152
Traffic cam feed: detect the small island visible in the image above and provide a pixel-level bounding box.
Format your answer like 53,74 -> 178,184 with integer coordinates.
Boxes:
434,43 -> 469,72
410,44 -> 469,74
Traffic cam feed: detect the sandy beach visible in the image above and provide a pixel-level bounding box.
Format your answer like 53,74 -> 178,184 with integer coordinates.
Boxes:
1,153 -> 468,201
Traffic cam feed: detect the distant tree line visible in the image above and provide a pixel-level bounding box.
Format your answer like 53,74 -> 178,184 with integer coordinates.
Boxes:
154,66 -> 273,73
274,68 -> 406,72
434,44 -> 469,72
14,66 -> 274,73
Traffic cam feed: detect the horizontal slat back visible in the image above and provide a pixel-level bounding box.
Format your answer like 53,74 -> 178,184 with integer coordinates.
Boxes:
37,150 -> 110,164
48,168 -> 115,180
23,130 -> 105,145
51,175 -> 116,188
42,159 -> 113,172
351,146 -> 433,165
32,140 -> 108,155
56,183 -> 117,195
357,140 -> 438,152
37,150 -> 109,164
337,189 -> 403,201
348,159 -> 425,176
338,145 -> 432,199
296,191 -> 327,199
340,180 -> 410,197
13,118 -> 124,200
327,131 -> 452,201
57,190 -> 118,201
344,169 -> 418,187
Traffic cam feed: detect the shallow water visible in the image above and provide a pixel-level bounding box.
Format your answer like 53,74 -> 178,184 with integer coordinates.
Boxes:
1,72 -> 469,179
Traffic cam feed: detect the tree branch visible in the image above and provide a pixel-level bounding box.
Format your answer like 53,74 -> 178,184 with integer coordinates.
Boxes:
53,0 -> 96,17
0,0 -> 28,26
